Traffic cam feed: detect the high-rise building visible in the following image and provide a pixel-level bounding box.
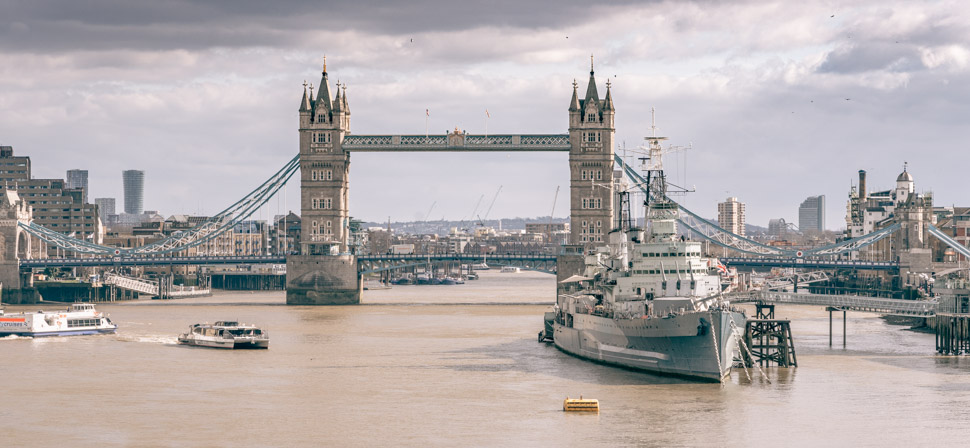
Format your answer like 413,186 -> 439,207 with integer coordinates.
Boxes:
799,195 -> 825,232
123,170 -> 144,214
718,197 -> 746,237
95,197 -> 116,223
66,169 -> 89,203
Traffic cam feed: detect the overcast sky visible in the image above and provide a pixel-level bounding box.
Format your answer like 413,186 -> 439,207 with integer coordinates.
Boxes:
2,0 -> 967,229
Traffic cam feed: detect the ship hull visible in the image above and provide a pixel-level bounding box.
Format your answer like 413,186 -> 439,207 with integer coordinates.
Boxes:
553,309 -> 745,382
1,327 -> 117,337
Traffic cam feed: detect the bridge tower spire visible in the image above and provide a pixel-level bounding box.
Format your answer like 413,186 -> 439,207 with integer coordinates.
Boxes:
568,56 -> 615,246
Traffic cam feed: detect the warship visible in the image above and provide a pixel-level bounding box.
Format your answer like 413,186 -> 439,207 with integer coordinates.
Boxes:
543,128 -> 746,382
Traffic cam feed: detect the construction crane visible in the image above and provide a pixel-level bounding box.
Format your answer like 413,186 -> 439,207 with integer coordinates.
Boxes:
548,186 -> 560,223
459,194 -> 486,232
477,186 -> 502,226
423,201 -> 437,222
547,186 -> 560,241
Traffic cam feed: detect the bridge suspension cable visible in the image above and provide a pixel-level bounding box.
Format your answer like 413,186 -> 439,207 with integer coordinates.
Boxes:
928,224 -> 970,261
19,154 -> 301,256
614,154 -> 901,258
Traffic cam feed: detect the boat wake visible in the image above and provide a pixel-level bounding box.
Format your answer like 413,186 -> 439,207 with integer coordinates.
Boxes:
0,334 -> 29,341
115,334 -> 178,345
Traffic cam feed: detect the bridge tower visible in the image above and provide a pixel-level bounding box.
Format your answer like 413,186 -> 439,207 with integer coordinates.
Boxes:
568,57 -> 615,246
286,60 -> 361,305
0,189 -> 40,303
299,59 -> 352,253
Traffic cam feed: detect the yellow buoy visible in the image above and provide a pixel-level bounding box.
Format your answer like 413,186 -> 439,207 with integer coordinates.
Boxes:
563,395 -> 599,412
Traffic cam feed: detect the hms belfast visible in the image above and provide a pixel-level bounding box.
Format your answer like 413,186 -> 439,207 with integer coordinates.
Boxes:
545,128 -> 746,382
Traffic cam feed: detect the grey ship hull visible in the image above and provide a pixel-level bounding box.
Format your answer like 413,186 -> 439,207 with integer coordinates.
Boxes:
553,309 -> 745,382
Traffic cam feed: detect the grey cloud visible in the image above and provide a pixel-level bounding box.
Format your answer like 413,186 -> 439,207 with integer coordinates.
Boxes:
0,0 -> 652,53
818,43 -> 924,74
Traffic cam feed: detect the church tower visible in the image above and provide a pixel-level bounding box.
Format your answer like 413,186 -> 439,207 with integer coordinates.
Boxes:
298,59 -> 352,254
568,57 -> 616,245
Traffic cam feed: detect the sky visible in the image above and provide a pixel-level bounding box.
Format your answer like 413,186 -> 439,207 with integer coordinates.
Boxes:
1,0 -> 968,230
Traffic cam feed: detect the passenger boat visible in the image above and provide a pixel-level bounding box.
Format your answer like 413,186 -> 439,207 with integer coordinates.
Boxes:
500,266 -> 522,273
0,303 -> 117,337
177,321 -> 269,349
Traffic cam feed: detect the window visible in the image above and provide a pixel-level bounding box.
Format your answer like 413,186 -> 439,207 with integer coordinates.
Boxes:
587,112 -> 596,122
311,171 -> 318,181
325,170 -> 332,180
314,132 -> 331,144
596,170 -> 602,180
581,170 -> 587,180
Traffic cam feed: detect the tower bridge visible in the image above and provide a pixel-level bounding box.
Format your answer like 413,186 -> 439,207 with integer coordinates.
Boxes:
287,60 -> 615,304
3,60 -> 968,305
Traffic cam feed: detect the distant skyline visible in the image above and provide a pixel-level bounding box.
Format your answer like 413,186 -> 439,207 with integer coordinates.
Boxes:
2,1 -> 967,230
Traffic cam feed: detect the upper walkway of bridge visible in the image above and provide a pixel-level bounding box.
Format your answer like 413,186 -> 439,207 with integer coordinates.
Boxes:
341,134 -> 570,152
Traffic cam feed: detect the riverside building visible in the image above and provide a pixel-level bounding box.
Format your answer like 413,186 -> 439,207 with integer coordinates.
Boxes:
0,146 -> 103,248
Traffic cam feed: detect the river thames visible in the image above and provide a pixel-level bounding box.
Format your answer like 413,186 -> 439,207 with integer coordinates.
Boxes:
3,270 -> 970,447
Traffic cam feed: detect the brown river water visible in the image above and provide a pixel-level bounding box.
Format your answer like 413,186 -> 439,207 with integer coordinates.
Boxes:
2,270 -> 970,447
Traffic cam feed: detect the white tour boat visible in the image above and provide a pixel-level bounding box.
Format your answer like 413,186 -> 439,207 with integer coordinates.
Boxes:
177,321 -> 269,349
0,303 -> 117,337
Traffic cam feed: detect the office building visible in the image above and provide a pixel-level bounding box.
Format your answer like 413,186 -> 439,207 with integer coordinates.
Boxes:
66,169 -> 89,203
798,195 -> 825,232
717,197 -> 746,237
95,197 -> 116,223
768,218 -> 790,237
123,170 -> 144,214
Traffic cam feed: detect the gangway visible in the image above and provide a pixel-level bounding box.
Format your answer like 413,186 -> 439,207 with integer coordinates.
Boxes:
104,273 -> 158,296
728,291 -> 937,317
764,271 -> 829,291
103,273 -> 211,299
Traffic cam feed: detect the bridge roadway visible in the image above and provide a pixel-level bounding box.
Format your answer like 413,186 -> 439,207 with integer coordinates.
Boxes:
721,257 -> 898,271
18,253 -> 559,272
20,255 -> 288,269
728,291 -> 937,317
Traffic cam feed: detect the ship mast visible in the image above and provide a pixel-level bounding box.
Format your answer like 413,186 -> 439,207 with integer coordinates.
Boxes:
642,107 -> 670,209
